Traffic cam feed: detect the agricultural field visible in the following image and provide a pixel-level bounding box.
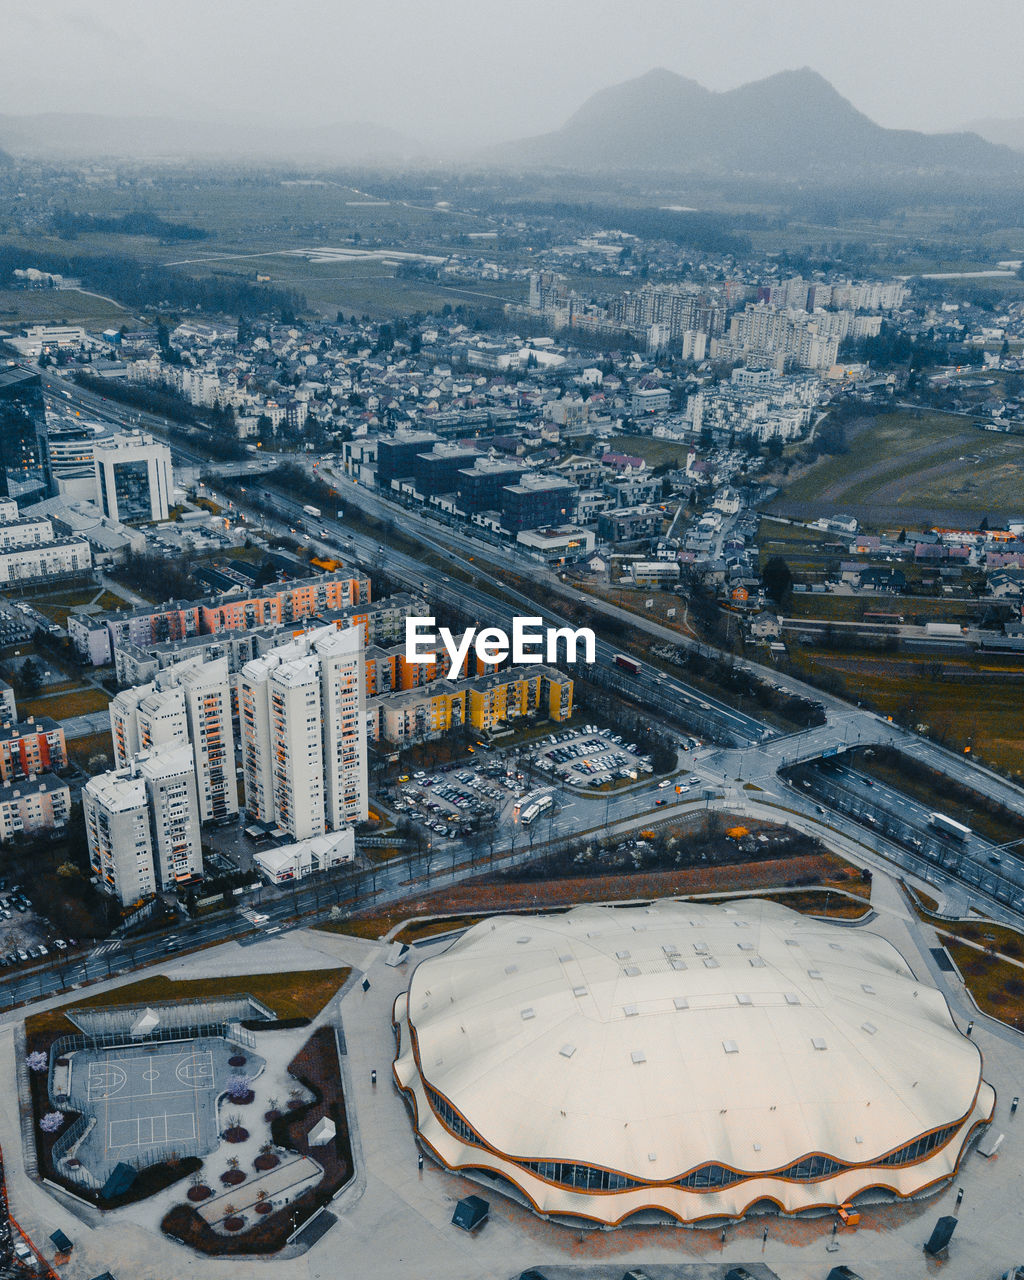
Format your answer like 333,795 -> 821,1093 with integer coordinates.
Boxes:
768,410 -> 1024,527
786,647 -> 1024,776
0,286 -> 135,330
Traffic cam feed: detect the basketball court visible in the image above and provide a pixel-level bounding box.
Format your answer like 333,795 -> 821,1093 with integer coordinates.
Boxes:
64,1039 -> 245,1182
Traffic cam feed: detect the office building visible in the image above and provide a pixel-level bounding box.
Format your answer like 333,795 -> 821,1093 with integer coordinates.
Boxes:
94,431 -> 172,523
376,430 -> 441,491
0,367 -> 47,498
500,475 -> 578,534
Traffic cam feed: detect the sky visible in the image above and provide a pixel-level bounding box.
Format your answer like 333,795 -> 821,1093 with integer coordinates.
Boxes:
5,0 -> 1024,149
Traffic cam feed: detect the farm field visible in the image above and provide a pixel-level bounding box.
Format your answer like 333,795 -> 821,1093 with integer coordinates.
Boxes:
786,647 -> 1024,775
768,410 -> 1024,527
784,592 -> 984,624
0,287 -> 135,329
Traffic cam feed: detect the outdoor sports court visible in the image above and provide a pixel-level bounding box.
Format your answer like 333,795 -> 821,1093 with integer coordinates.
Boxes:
64,1037 -> 252,1183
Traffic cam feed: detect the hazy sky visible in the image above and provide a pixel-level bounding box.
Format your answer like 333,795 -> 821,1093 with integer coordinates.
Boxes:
5,0 -> 1024,148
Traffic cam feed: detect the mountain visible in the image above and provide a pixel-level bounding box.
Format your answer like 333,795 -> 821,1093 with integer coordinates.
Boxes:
495,67 -> 1018,175
0,112 -> 422,163
964,117 -> 1024,152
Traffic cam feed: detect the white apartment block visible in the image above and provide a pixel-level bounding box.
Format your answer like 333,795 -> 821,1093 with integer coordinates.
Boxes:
0,516 -> 54,549
0,679 -> 15,723
109,682 -> 189,768
238,624 -> 367,842
84,768 -> 156,904
316,625 -> 368,830
84,744 -> 202,904
176,656 -> 238,824
140,745 -> 203,888
94,431 -> 172,523
0,538 -> 91,585
0,498 -> 20,524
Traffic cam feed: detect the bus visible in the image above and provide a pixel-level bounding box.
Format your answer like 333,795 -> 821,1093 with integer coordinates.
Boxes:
519,794 -> 554,826
613,653 -> 642,676
930,812 -> 972,842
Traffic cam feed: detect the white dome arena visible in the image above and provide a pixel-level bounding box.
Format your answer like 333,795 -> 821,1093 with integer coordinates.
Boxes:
393,899 -> 993,1226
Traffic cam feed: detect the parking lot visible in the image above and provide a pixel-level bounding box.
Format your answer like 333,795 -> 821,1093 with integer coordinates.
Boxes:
532,724 -> 656,789
0,885 -> 74,970
389,759 -> 524,840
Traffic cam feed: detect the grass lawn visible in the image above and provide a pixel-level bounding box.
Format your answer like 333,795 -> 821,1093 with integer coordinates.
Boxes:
786,648 -> 1024,777
95,590 -> 129,611
606,434 -> 689,469
20,688 -> 109,719
318,849 -> 867,941
66,728 -> 113,764
777,410 -> 966,504
940,936 -> 1024,1029
586,584 -> 697,638
26,968 -> 350,1045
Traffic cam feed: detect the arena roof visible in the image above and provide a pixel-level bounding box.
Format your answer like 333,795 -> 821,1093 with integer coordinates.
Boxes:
393,899 -> 994,1225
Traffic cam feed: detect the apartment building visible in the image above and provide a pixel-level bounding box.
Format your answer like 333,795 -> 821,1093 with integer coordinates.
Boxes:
109,682 -> 189,767
0,516 -> 54,549
84,744 -> 203,904
367,666 -> 573,745
238,624 -> 368,841
0,680 -> 15,723
176,657 -> 238,825
0,537 -> 91,585
0,773 -> 71,841
72,569 -> 372,665
0,717 -> 67,781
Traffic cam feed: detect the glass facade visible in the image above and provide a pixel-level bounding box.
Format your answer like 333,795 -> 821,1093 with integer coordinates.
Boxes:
424,1083 -> 963,1194
0,368 -> 46,496
112,459 -> 152,521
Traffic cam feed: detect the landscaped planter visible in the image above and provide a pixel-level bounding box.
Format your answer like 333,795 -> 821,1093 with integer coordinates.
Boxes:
187,1185 -> 213,1202
253,1153 -> 280,1172
220,1169 -> 246,1187
223,1216 -> 245,1232
224,1126 -> 250,1144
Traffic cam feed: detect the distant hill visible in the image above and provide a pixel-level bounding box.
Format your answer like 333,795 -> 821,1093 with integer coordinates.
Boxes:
0,112 -> 422,163
495,67 -> 1019,175
965,117 -> 1024,152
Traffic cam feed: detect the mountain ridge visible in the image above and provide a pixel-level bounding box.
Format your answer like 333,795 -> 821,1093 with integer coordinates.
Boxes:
493,67 -> 1019,175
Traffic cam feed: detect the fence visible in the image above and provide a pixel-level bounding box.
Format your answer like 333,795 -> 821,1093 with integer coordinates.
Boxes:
69,994 -> 274,1039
